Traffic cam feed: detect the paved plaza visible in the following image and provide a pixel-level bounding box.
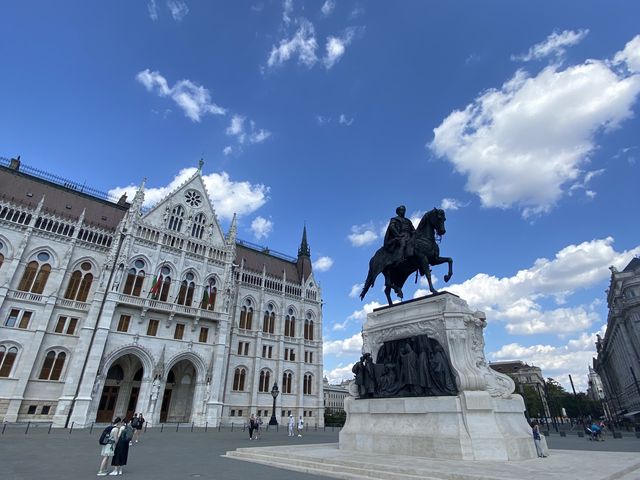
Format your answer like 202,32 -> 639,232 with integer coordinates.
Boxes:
2,425 -> 640,479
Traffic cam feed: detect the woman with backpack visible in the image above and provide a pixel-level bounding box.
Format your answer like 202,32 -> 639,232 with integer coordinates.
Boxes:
97,417 -> 121,476
111,419 -> 134,475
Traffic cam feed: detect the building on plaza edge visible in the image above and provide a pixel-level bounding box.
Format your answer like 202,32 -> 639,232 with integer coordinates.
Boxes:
0,157 -> 324,428
489,360 -> 551,419
322,377 -> 349,414
593,258 -> 640,420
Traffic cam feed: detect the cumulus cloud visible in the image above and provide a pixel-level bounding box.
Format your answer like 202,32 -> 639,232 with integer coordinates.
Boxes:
323,28 -> 361,69
147,0 -> 158,20
446,237 -> 640,334
333,301 -> 383,331
349,283 -> 364,298
613,35 -> 640,73
324,333 -> 363,356
430,38 -> 640,217
490,326 -> 606,390
313,256 -> 334,272
440,198 -> 466,210
136,69 -> 225,122
250,216 -> 273,240
324,365 -> 355,384
348,223 -> 378,247
321,0 -> 335,16
225,115 -> 271,145
166,0 -> 189,21
108,167 -> 269,221
513,29 -> 589,62
267,18 -> 318,69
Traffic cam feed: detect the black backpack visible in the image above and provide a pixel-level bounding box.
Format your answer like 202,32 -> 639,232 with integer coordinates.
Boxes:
121,425 -> 134,443
131,418 -> 140,428
99,425 -> 114,445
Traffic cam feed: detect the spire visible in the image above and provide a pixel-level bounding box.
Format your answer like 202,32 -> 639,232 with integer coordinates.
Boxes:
226,213 -> 237,244
296,224 -> 312,282
298,224 -> 310,257
132,178 -> 146,210
198,158 -> 204,172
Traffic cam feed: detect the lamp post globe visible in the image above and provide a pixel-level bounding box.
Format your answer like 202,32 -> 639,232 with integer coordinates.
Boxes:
269,383 -> 280,426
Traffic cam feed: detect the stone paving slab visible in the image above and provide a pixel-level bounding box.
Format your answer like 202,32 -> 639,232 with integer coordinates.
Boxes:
224,443 -> 640,480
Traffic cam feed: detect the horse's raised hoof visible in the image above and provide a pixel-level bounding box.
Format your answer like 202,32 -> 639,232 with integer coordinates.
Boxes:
429,288 -> 438,294
444,274 -> 451,283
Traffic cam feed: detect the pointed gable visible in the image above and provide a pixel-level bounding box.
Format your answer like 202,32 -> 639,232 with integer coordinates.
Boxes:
140,168 -> 226,247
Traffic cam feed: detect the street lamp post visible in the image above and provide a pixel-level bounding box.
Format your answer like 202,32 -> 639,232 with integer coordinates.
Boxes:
269,382 -> 280,426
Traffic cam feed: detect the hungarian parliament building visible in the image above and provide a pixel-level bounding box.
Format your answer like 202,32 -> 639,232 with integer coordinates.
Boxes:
0,157 -> 324,427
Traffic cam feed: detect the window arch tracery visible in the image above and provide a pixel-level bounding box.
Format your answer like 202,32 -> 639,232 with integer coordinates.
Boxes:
191,213 -> 206,239
17,251 -> 52,294
123,259 -> 146,297
38,349 -> 67,381
64,261 -> 94,302
168,205 -> 185,232
263,303 -> 275,334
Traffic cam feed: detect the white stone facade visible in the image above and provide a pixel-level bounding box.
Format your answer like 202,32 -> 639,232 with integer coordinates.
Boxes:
0,160 -> 324,427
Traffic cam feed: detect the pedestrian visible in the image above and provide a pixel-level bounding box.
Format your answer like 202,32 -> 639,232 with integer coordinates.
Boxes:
97,417 -> 121,476
133,412 -> 145,443
297,416 -> 304,437
130,414 -> 138,445
532,422 -> 547,458
248,414 -> 257,440
111,419 -> 134,475
256,415 -> 263,439
287,415 -> 295,437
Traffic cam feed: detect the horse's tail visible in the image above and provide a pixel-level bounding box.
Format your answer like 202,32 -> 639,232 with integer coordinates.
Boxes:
359,269 -> 375,301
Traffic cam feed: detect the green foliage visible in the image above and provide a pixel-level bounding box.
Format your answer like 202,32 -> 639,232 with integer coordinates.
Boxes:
324,409 -> 346,426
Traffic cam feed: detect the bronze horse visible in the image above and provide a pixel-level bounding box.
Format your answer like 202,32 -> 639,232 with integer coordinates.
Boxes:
360,208 -> 453,306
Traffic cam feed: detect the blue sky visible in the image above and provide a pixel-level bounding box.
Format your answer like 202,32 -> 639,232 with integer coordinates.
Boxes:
2,1 -> 640,391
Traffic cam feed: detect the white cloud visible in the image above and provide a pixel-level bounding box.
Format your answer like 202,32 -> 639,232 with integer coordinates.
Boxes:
339,114 -> 354,126
147,0 -> 158,20
282,0 -> 293,25
313,256 -> 334,272
613,35 -> 640,73
447,237 -> 640,334
250,216 -> 273,240
223,146 -> 233,156
108,167 -> 269,221
440,198 -> 466,210
324,333 -> 363,356
349,283 -> 364,298
490,325 -> 606,391
323,28 -> 361,69
225,115 -> 271,146
136,69 -> 226,122
321,0 -> 335,16
267,18 -> 318,69
513,29 -> 589,62
324,364 -> 355,384
333,300 -> 384,331
166,0 -> 189,22
348,223 -> 378,247
430,38 -> 640,217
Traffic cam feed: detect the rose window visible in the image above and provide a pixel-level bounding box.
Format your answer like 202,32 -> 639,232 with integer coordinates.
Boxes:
184,190 -> 202,207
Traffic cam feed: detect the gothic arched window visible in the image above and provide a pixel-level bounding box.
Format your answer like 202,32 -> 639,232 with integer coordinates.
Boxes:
177,272 -> 195,306
304,374 -> 313,394
64,262 -> 94,302
263,303 -> 275,334
284,308 -> 296,337
0,240 -> 5,270
123,259 -> 145,297
18,252 -> 52,294
191,213 -> 206,239
259,370 -> 271,392
168,205 -> 185,232
0,345 -> 18,377
38,350 -> 67,381
239,299 -> 253,330
201,276 -> 217,310
304,312 -> 314,340
282,371 -> 293,394
233,367 -> 246,391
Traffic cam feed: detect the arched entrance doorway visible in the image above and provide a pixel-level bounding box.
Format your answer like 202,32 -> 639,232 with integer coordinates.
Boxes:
96,354 -> 144,422
160,359 -> 196,423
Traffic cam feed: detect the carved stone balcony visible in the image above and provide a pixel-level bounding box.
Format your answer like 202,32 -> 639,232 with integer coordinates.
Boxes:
115,293 -> 221,321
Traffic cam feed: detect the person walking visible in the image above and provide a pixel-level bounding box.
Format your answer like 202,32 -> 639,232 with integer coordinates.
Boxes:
287,415 -> 295,437
297,416 -> 304,437
133,413 -> 145,443
97,417 -> 121,476
248,414 -> 257,440
111,419 -> 134,475
256,415 -> 263,439
532,422 -> 547,458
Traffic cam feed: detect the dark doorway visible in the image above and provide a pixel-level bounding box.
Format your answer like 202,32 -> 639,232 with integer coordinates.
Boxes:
160,389 -> 172,423
97,386 -> 119,422
126,387 -> 139,421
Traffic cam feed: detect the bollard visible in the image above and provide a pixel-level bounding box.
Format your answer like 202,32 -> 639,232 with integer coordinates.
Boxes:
161,423 -> 164,433
218,423 -> 221,432
25,421 -> 31,435
205,422 -> 208,433
48,423 -> 53,434
144,422 -> 148,433
243,423 -> 246,432
323,425 -> 326,432
89,422 -> 94,434
306,423 -> 308,432
191,422 -> 194,432
176,422 -> 180,432
231,422 -> 234,432
315,424 -> 317,431
69,421 -> 74,434
276,424 -> 278,433
2,422 -> 7,435
332,425 -> 335,432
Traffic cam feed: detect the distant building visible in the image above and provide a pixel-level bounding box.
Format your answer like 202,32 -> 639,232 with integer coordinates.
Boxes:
323,377 -> 349,413
0,156 -> 324,427
593,258 -> 640,419
587,366 -> 605,401
490,360 -> 550,417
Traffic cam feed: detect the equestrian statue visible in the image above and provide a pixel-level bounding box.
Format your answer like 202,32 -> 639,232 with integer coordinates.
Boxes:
360,205 -> 453,306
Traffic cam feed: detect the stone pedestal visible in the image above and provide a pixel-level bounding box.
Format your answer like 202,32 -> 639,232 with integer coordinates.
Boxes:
339,292 -> 539,461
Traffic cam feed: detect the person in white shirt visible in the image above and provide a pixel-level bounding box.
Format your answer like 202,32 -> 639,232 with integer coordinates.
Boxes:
287,415 -> 294,437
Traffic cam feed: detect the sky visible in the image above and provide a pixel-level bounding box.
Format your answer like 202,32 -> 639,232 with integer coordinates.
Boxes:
2,1 -> 640,391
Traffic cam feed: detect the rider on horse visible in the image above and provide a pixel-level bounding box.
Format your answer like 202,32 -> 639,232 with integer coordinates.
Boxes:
384,205 -> 415,266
